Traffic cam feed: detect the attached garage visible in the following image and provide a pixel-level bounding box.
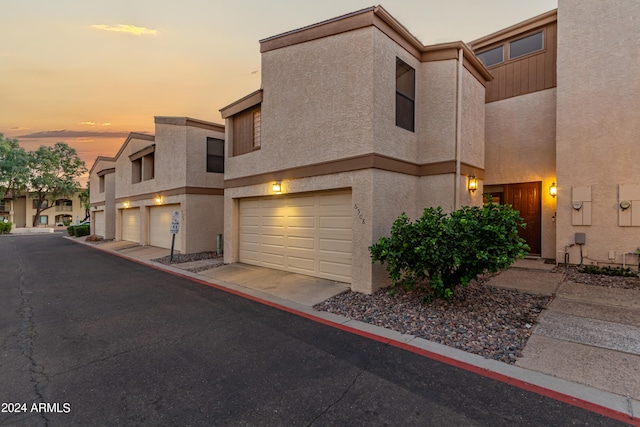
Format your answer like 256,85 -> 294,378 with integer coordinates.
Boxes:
239,189 -> 352,283
149,204 -> 181,251
94,210 -> 105,237
121,208 -> 140,243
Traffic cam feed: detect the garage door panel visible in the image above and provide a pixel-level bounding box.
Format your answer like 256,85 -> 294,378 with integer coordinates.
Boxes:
239,190 -> 352,283
149,205 -> 180,251
122,208 -> 140,243
95,211 -> 105,237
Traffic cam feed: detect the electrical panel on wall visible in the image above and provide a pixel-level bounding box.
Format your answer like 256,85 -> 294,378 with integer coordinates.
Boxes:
571,186 -> 591,226
619,183 -> 640,227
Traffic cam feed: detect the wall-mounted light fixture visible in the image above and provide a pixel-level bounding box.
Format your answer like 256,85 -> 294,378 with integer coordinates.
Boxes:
549,182 -> 557,198
468,175 -> 478,193
154,196 -> 162,205
123,201 -> 130,209
272,181 -> 282,194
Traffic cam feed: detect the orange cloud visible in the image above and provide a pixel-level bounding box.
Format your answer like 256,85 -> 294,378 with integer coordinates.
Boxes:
91,24 -> 157,36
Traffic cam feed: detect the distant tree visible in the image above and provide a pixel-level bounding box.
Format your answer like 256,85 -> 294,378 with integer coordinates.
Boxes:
0,133 -> 29,198
78,183 -> 90,221
28,142 -> 87,226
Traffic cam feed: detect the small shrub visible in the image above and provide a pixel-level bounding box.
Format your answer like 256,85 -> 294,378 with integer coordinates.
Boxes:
74,225 -> 90,237
0,221 -> 12,234
67,225 -> 76,236
579,265 -> 638,277
370,203 -> 529,300
63,220 -> 71,227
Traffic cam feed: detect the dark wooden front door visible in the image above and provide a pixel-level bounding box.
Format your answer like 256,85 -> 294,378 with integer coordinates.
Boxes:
504,182 -> 541,256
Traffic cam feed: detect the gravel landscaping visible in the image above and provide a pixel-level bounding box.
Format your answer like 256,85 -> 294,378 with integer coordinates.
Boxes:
152,251 -> 220,265
313,266 -> 639,365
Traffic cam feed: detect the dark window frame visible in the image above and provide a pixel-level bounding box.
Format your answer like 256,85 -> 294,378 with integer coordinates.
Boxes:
395,57 -> 415,132
206,137 -> 225,173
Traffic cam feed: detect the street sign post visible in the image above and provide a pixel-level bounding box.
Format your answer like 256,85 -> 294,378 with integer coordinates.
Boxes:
170,211 -> 180,262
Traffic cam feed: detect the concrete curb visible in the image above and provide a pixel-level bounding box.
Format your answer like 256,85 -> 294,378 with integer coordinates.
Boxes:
67,236 -> 640,424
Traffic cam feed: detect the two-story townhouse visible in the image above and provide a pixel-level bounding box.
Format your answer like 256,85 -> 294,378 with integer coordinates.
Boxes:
89,156 -> 116,239
220,6 -> 491,294
471,0 -> 640,268
89,116 -> 225,254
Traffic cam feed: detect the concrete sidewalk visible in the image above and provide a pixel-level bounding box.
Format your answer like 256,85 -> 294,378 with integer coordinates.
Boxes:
73,238 -> 640,422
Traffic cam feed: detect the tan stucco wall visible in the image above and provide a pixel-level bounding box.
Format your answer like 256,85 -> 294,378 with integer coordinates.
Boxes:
114,136 -> 157,200
22,192 -> 86,227
182,194 -> 224,254
556,0 -> 640,266
460,68 -> 485,170
225,27 -> 376,181
484,88 -> 557,259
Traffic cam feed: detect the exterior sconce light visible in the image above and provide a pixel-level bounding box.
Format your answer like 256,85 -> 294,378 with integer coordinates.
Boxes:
468,175 -> 478,193
154,196 -> 162,205
272,181 -> 282,194
123,201 -> 130,209
549,182 -> 557,198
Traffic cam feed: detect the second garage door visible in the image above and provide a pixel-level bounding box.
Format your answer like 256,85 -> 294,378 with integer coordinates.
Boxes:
94,210 -> 105,237
149,204 -> 181,251
239,190 -> 352,283
121,208 -> 140,243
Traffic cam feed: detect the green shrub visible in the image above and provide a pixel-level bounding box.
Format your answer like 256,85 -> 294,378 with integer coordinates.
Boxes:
74,225 -> 90,237
579,265 -> 638,277
0,221 -> 12,234
370,203 -> 529,300
67,225 -> 76,236
63,220 -> 71,227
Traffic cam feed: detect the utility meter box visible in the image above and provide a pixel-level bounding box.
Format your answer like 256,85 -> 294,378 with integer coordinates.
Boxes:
575,233 -> 586,245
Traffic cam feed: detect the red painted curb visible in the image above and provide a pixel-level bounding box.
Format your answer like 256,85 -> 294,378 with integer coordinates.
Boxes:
81,241 -> 640,426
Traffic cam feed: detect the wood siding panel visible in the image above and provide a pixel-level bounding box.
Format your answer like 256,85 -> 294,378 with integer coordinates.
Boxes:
232,107 -> 259,156
479,22 -> 556,103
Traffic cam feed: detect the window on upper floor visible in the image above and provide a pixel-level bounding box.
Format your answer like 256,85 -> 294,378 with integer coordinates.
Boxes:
233,106 -> 261,156
477,45 -> 504,67
130,145 -> 155,184
396,58 -> 415,132
99,175 -> 105,193
0,200 -> 6,211
32,199 -> 48,209
509,31 -> 543,60
207,137 -> 225,173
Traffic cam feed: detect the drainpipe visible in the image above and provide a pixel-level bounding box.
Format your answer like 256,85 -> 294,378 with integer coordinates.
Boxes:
454,47 -> 464,210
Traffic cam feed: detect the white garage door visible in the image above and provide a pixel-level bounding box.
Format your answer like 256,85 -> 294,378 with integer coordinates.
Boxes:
149,204 -> 181,251
121,208 -> 140,243
239,190 -> 352,283
94,211 -> 105,237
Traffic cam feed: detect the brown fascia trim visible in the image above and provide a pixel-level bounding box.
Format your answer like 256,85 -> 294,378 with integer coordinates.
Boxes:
154,116 -> 225,133
128,144 -> 156,161
220,89 -> 263,119
114,132 -> 155,162
96,168 -> 115,177
258,6 -> 490,86
88,156 -> 116,176
224,154 -> 484,188
469,9 -> 557,51
89,202 -> 105,208
115,186 -> 224,203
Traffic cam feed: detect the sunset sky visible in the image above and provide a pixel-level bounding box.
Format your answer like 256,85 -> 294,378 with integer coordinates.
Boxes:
1,0 -> 557,181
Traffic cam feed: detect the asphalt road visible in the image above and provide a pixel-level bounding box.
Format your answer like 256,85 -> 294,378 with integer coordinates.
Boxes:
0,234 -> 628,426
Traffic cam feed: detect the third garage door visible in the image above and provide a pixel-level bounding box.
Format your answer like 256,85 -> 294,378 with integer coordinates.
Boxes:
239,190 -> 352,283
149,204 -> 181,251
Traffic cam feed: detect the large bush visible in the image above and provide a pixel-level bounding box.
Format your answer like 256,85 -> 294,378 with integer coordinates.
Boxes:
370,203 -> 529,299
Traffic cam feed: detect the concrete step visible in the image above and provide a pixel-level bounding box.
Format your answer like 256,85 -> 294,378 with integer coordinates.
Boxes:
483,268 -> 564,295
534,311 -> 640,356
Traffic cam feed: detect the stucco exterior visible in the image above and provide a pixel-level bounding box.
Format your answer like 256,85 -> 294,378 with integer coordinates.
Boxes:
90,117 -> 225,254
89,156 -> 116,239
555,0 -> 640,266
221,6 -> 489,293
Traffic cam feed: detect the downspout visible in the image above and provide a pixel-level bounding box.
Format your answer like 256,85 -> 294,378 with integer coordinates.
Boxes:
454,47 -> 464,210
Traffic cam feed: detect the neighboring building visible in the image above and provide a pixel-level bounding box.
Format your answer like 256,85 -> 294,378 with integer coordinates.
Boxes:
470,0 -> 640,268
89,117 -> 225,254
89,156 -> 116,240
220,6 -> 491,293
1,191 -> 86,227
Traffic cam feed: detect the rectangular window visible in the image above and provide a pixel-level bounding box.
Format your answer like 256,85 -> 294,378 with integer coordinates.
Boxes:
142,153 -> 154,181
396,58 -> 415,132
99,175 -> 105,193
0,200 -> 6,211
253,111 -> 261,148
509,31 -> 543,59
34,215 -> 48,225
132,158 -> 142,184
206,137 -> 225,173
32,199 -> 48,209
477,45 -> 504,67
